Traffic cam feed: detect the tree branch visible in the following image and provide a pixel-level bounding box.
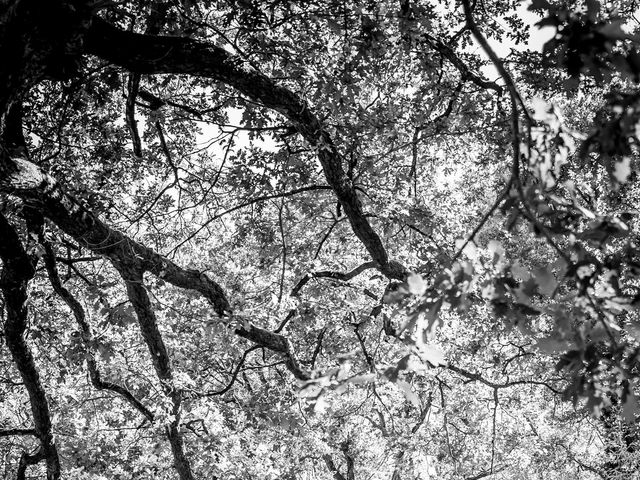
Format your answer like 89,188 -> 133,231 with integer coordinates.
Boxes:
291,261 -> 378,297
117,266 -> 194,480
323,454 -> 347,480
423,33 -> 503,95
446,364 -> 562,394
0,213 -> 60,480
42,240 -> 154,422
0,428 -> 36,438
126,72 -> 142,157
235,323 -> 309,381
84,17 -> 406,280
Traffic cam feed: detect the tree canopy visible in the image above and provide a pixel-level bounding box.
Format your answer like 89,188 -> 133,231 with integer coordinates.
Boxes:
2,0 -> 640,478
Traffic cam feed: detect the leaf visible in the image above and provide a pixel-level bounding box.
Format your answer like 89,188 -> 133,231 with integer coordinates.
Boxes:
511,262 -> 531,281
298,384 -> 322,399
487,240 -> 505,265
528,0 -> 551,11
613,156 -> 631,183
395,380 -> 421,407
415,344 -> 446,366
424,298 -> 443,334
407,273 -> 427,295
347,373 -> 377,385
598,20 -> 628,40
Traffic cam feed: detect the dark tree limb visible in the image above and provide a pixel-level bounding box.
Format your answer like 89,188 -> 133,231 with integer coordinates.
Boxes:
309,327 -> 326,370
423,33 -> 503,95
42,240 -> 154,421
235,323 -> 309,381
340,441 -> 356,480
117,266 -> 194,480
0,214 -> 60,480
0,428 -> 36,437
323,454 -> 347,480
84,17 -> 407,280
137,89 -> 203,118
17,447 -> 44,480
126,72 -> 142,157
201,345 -> 261,396
0,156 -> 231,316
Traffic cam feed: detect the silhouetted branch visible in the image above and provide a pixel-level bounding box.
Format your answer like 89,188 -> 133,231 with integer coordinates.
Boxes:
291,261 -> 377,297
126,73 -> 142,157
42,241 -> 154,422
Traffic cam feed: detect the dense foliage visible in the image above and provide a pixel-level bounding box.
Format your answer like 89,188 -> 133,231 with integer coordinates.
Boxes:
3,0 -> 640,478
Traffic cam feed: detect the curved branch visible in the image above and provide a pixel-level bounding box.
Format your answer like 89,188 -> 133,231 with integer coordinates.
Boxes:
84,17 -> 406,280
42,241 -> 154,422
446,364 -> 562,394
17,447 -> 44,480
235,323 -> 309,381
0,157 -> 231,317
202,345 -> 260,396
291,261 -> 378,297
423,33 -> 503,95
0,214 -> 60,479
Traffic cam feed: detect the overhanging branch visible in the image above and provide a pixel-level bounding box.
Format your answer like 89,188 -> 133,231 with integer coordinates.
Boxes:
84,17 -> 406,280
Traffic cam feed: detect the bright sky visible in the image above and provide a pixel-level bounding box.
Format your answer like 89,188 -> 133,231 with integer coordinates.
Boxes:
468,1 -> 556,80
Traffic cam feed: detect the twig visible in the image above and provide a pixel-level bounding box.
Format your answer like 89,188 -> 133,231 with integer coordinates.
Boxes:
170,185 -> 332,254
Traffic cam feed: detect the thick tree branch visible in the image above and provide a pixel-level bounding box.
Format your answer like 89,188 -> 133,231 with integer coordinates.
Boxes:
0,214 -> 60,480
126,73 -> 143,157
0,428 -> 36,437
235,323 -> 309,381
137,89 -> 203,118
117,266 -> 194,480
0,157 -> 231,316
17,447 -> 44,480
341,441 -> 356,480
84,17 -> 406,280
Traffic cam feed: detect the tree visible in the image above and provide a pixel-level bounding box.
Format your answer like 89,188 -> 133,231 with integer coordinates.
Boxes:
2,0 -> 640,478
